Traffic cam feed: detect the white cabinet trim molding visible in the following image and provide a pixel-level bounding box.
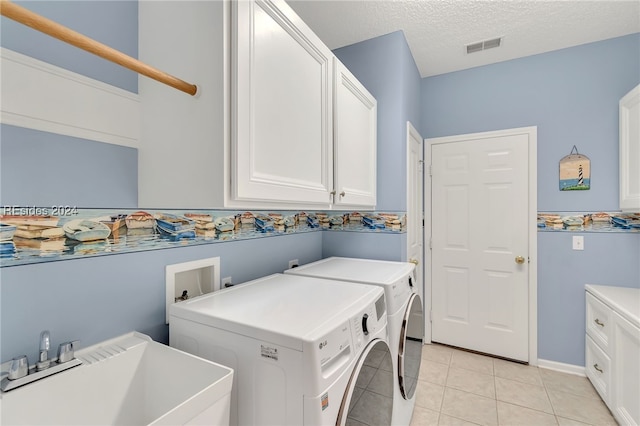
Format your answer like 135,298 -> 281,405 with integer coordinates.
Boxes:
1,48 -> 140,148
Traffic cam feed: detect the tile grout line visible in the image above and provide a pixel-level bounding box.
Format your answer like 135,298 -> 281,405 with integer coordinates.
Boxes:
438,351 -> 452,415
435,348 -> 452,425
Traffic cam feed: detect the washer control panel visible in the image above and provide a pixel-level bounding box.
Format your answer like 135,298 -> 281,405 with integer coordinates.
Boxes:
351,294 -> 386,352
304,291 -> 387,396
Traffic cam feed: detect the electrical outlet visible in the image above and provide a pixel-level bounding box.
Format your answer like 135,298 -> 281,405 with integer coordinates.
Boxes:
222,276 -> 232,287
288,259 -> 299,269
572,236 -> 584,251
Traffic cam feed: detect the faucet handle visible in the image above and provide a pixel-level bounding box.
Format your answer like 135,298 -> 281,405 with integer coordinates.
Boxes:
8,355 -> 29,380
39,330 -> 50,356
57,341 -> 78,364
36,330 -> 51,371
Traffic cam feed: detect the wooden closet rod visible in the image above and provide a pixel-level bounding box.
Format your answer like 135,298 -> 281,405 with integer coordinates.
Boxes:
0,0 -> 198,96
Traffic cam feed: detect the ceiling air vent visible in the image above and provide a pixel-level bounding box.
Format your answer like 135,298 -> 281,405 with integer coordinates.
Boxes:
466,37 -> 502,54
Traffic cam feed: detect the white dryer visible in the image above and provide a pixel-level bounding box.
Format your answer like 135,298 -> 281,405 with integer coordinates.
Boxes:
285,257 -> 424,426
170,273 -> 394,426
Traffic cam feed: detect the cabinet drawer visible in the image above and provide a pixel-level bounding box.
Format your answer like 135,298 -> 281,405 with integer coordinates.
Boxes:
586,292 -> 612,352
586,334 -> 611,404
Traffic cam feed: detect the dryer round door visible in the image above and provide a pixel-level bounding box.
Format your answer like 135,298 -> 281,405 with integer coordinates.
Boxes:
336,339 -> 394,426
398,293 -> 424,400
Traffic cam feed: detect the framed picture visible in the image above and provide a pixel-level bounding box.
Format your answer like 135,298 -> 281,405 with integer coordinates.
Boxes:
560,146 -> 590,191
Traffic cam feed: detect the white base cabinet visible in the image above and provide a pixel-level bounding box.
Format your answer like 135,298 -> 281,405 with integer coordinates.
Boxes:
585,285 -> 640,426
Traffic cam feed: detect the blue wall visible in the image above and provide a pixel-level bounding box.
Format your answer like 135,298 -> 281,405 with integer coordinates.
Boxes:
422,33 -> 640,366
422,33 -> 640,212
0,125 -> 138,208
322,232 -> 407,262
538,232 -> 640,365
334,31 -> 422,211
0,232 -> 323,363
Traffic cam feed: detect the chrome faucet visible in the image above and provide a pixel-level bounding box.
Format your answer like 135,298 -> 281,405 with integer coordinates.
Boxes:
1,330 -> 82,392
36,330 -> 51,371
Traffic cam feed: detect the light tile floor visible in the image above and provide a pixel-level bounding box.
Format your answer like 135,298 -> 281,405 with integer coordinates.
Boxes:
410,344 -> 618,426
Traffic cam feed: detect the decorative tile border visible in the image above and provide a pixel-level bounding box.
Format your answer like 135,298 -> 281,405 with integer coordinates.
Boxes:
0,208 -> 406,267
537,211 -> 640,233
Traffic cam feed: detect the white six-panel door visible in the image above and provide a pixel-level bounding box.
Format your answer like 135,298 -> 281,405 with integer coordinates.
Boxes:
430,131 -> 531,361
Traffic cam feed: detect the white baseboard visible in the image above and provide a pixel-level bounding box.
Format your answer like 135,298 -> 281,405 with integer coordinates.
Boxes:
1,48 -> 140,148
537,358 -> 585,376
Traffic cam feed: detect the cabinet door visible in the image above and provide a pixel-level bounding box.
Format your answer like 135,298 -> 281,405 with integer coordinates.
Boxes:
611,311 -> 640,426
232,0 -> 333,206
619,84 -> 640,211
333,59 -> 377,208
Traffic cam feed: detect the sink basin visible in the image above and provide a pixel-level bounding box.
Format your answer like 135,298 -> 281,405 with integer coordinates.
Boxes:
0,332 -> 233,425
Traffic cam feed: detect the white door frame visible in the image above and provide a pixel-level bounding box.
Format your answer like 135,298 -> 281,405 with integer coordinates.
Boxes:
424,126 -> 538,365
406,121 -> 424,294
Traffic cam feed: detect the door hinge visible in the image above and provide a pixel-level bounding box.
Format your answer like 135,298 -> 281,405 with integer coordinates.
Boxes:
429,238 -> 432,250
429,165 -> 433,176
418,160 -> 424,172
430,310 -> 433,322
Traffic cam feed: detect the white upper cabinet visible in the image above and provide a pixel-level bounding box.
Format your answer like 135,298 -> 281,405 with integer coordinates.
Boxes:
619,84 -> 640,211
333,59 -> 377,208
231,0 -> 334,207
139,0 -> 376,209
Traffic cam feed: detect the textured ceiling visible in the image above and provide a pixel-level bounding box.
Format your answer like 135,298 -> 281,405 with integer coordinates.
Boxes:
286,0 -> 640,77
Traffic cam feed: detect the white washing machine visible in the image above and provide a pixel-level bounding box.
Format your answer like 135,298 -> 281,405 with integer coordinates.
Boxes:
170,273 -> 394,426
285,257 -> 424,426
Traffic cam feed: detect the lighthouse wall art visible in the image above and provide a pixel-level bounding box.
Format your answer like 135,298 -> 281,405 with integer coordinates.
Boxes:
559,146 -> 591,191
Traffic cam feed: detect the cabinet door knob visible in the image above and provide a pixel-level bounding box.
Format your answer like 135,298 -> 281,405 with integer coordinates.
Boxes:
594,318 -> 605,327
339,191 -> 346,197
593,363 -> 604,373
330,190 -> 336,196
409,259 -> 419,265
515,256 -> 525,264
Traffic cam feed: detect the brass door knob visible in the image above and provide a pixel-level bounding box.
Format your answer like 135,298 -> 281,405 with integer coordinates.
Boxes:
515,256 -> 525,264
410,259 -> 419,265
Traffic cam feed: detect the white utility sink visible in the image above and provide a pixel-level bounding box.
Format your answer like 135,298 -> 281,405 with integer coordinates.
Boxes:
0,332 -> 233,425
